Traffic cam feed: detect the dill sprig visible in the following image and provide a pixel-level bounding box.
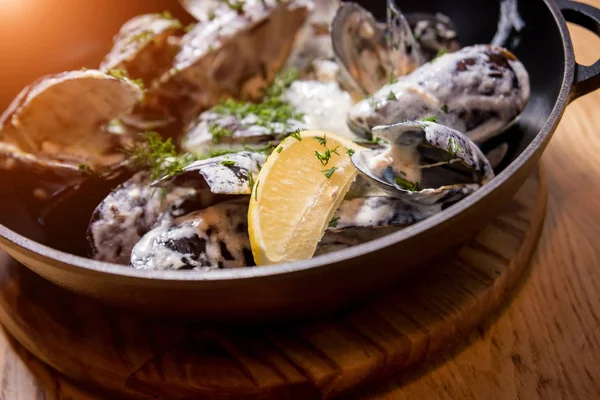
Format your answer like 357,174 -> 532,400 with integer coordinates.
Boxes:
77,164 -> 104,179
313,134 -> 327,147
289,129 -> 302,141
346,148 -> 355,157
221,160 -> 236,166
209,123 -> 234,143
208,68 -> 304,143
107,69 -> 145,92
394,176 -> 420,192
123,131 -> 196,180
247,171 -> 256,191
207,143 -> 276,158
441,104 -> 449,113
208,148 -> 240,157
127,30 -> 154,45
419,116 -> 438,123
446,137 -> 463,158
224,0 -> 245,13
158,10 -> 183,29
387,90 -> 397,101
322,167 -> 337,179
328,216 -> 340,228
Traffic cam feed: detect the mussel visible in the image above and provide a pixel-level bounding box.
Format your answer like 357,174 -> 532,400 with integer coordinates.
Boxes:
145,0 -> 311,126
87,170 -> 226,264
0,70 -> 143,202
100,13 -> 184,87
130,199 -> 254,270
331,1 -> 424,98
351,120 -> 494,208
347,44 -> 530,144
154,151 -> 266,195
181,77 -> 358,155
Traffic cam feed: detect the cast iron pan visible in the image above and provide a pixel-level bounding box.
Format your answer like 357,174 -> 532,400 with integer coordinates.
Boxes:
0,0 -> 599,319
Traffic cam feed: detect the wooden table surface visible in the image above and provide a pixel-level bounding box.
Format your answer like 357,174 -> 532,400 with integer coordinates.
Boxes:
1,3 -> 600,399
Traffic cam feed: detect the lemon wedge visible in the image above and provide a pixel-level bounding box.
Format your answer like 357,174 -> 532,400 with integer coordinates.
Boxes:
248,130 -> 364,266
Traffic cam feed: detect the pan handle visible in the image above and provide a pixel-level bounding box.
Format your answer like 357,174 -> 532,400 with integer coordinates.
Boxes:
556,0 -> 600,101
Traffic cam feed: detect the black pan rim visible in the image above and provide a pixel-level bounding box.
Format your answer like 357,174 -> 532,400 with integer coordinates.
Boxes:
0,0 -> 575,283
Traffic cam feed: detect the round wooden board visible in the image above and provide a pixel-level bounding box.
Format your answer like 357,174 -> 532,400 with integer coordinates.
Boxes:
0,167 -> 546,400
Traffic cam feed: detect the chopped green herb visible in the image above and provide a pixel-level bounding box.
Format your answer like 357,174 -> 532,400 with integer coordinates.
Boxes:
184,23 -> 196,33
387,90 -> 397,101
77,164 -> 103,179
254,180 -> 260,200
209,123 -> 234,143
107,69 -> 128,79
208,10 -> 216,21
128,30 -> 153,45
394,176 -> 420,192
290,129 -> 302,141
314,150 -> 330,166
107,69 -> 145,91
276,147 -> 283,153
388,71 -> 398,85
314,145 -> 340,166
313,134 -> 327,147
263,68 -> 299,99
221,160 -> 236,166
123,131 -> 196,181
159,10 -> 175,19
431,47 -> 448,62
243,143 -> 276,154
208,148 -> 239,157
436,47 -> 448,58
322,167 -> 337,179
419,116 -> 438,123
328,216 -> 340,228
369,97 -> 382,111
441,104 -> 449,113
346,148 -> 355,157
446,137 -> 463,158
208,69 -> 303,144
225,0 -> 245,12
158,11 -> 183,28
247,171 -> 255,190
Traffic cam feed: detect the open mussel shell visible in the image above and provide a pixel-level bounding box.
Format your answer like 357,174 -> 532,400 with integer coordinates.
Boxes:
100,13 -> 184,86
148,0 -> 311,126
0,69 -> 143,201
331,1 -> 425,98
347,44 -> 531,143
351,121 -> 494,208
331,3 -> 391,97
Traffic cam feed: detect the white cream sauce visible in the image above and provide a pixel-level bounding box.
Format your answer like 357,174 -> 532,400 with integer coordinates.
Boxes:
282,80 -> 360,141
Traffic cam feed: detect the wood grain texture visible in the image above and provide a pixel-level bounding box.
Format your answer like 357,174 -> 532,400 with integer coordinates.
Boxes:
0,163 -> 545,400
0,2 -> 600,399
